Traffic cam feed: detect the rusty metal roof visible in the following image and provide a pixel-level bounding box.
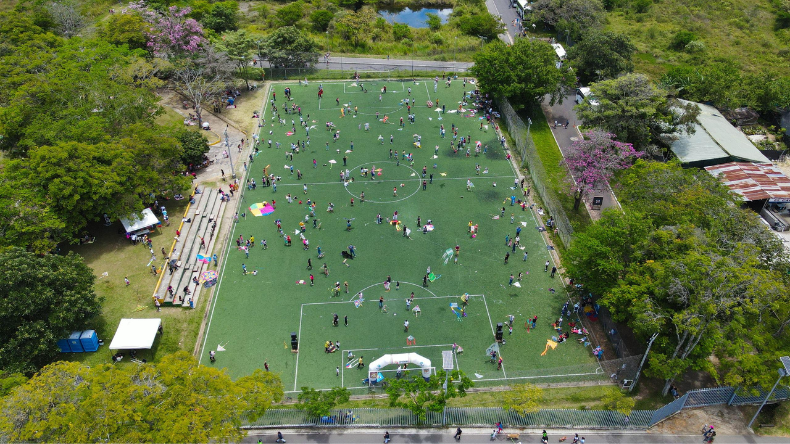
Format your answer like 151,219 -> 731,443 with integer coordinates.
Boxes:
705,162 -> 790,202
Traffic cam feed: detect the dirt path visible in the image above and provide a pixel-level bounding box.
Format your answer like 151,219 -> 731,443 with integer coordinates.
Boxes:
649,405 -> 751,436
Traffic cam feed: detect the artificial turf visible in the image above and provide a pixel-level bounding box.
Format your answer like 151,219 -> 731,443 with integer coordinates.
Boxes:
200,79 -> 600,393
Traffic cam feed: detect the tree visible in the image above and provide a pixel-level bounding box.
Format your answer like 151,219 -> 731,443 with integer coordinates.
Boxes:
563,131 -> 642,211
275,1 -> 303,27
215,29 -> 254,88
575,73 -> 699,149
532,0 -> 604,40
392,23 -> 412,41
176,129 -> 210,166
130,4 -> 205,58
471,39 -> 576,110
260,26 -> 318,68
456,12 -> 505,40
99,12 -> 148,50
386,371 -> 472,420
298,387 -> 350,417
426,12 -> 442,31
0,248 -> 102,374
568,30 -> 635,82
173,45 -> 233,128
200,1 -> 239,33
566,209 -> 653,295
602,390 -> 635,416
46,0 -> 85,37
502,383 -> 543,415
0,352 -> 284,442
310,10 -> 334,32
332,8 -> 375,47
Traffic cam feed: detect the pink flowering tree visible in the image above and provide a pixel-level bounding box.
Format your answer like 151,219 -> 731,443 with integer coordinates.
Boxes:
564,131 -> 643,211
128,2 -> 204,58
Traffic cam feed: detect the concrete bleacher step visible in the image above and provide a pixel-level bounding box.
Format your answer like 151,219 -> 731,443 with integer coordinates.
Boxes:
173,189 -> 219,306
183,193 -> 227,308
155,191 -> 205,304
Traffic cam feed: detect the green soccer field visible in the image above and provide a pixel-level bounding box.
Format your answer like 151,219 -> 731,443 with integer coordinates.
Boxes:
200,79 -> 602,393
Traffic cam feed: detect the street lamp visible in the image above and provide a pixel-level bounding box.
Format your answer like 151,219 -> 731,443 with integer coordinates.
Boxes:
747,356 -> 790,429
441,350 -> 454,426
224,125 -> 236,180
478,35 -> 487,49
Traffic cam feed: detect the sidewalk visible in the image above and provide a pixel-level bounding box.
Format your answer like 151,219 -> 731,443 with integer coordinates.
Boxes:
542,98 -> 620,220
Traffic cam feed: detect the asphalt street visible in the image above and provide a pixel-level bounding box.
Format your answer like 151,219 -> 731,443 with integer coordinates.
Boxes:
246,429 -> 790,443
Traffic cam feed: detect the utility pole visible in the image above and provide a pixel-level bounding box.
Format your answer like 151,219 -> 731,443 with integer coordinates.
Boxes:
224,125 -> 236,179
748,356 -> 790,428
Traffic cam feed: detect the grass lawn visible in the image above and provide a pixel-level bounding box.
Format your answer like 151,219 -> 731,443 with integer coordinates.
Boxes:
605,0 -> 790,78
200,79 -> 602,394
63,199 -> 209,367
523,112 -> 591,235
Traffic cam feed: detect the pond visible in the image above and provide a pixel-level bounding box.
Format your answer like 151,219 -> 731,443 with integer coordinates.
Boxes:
379,7 -> 452,28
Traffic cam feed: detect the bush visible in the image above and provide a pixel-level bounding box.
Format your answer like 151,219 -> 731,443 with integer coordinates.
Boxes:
426,12 -> 442,31
671,30 -> 697,50
393,22 -> 412,41
310,9 -> 334,32
430,33 -> 445,45
633,0 -> 651,13
276,2 -> 303,27
684,40 -> 706,53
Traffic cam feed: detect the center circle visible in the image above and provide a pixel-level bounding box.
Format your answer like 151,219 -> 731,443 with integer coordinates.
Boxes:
344,160 -> 422,203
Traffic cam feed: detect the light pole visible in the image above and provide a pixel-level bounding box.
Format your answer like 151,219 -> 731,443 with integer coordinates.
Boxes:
441,350 -> 454,426
748,356 -> 790,429
478,35 -> 487,49
224,125 -> 236,179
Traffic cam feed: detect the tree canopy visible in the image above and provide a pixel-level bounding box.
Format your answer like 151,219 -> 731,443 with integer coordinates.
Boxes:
0,352 -> 283,442
0,248 -> 102,374
566,160 -> 790,394
386,371 -> 473,420
471,38 -> 576,110
567,30 -> 635,83
575,73 -> 699,149
260,26 -> 318,68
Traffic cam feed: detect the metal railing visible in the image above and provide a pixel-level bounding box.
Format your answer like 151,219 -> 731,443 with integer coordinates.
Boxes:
244,384 -> 790,430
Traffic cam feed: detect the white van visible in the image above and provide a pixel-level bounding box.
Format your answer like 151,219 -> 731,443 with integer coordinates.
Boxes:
576,87 -> 599,106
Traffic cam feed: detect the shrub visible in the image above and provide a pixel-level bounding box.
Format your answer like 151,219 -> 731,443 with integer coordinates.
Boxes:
633,0 -> 651,13
393,22 -> 412,41
310,9 -> 334,32
430,33 -> 445,45
426,12 -> 442,31
671,30 -> 697,49
684,40 -> 706,53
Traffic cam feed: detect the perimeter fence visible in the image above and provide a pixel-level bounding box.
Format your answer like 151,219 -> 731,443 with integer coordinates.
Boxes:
498,98 -> 573,248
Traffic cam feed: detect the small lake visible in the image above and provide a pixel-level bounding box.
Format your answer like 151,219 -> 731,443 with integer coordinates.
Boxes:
379,8 -> 452,28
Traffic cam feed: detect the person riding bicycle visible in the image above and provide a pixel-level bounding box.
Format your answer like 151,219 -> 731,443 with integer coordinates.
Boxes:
275,431 -> 286,443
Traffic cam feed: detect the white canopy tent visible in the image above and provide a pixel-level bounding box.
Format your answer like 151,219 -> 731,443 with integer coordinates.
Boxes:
120,208 -> 160,235
109,318 -> 162,350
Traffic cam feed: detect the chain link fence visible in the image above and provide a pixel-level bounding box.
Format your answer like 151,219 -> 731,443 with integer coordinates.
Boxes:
498,98 -> 574,248
245,384 -> 790,430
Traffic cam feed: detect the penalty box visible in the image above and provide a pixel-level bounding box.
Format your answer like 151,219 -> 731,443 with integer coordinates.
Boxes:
290,294 -> 506,392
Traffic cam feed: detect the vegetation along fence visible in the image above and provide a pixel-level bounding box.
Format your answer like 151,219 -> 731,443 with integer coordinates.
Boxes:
244,385 -> 790,430
498,98 -> 574,248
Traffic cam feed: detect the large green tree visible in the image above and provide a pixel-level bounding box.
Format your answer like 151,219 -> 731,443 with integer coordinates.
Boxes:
568,30 -> 635,82
298,387 -> 350,417
567,160 -> 790,394
575,73 -> 699,149
0,248 -> 102,374
532,0 -> 604,40
386,370 -> 472,420
0,352 -> 284,442
471,39 -> 576,110
260,26 -> 318,68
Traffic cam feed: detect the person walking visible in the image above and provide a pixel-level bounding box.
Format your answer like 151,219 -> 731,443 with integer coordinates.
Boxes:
209,350 -> 216,362
384,431 -> 391,443
379,296 -> 384,309
504,252 -> 509,264
404,320 -> 409,332
454,427 -> 462,441
508,274 -> 514,286
336,366 -> 340,377
264,361 -> 270,371
551,266 -> 557,278
344,315 -> 348,326
125,276 -> 130,286
544,261 -> 550,272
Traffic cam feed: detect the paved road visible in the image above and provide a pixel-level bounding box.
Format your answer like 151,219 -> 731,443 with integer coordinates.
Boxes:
246,429 -> 790,443
542,97 -> 619,216
485,0 -> 521,44
258,57 -> 472,74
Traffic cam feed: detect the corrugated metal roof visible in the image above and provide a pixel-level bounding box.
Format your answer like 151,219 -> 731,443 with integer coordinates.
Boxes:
705,162 -> 790,202
671,101 -> 770,165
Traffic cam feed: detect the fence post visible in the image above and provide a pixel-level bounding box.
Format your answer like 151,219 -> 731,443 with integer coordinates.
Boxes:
727,387 -> 738,406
